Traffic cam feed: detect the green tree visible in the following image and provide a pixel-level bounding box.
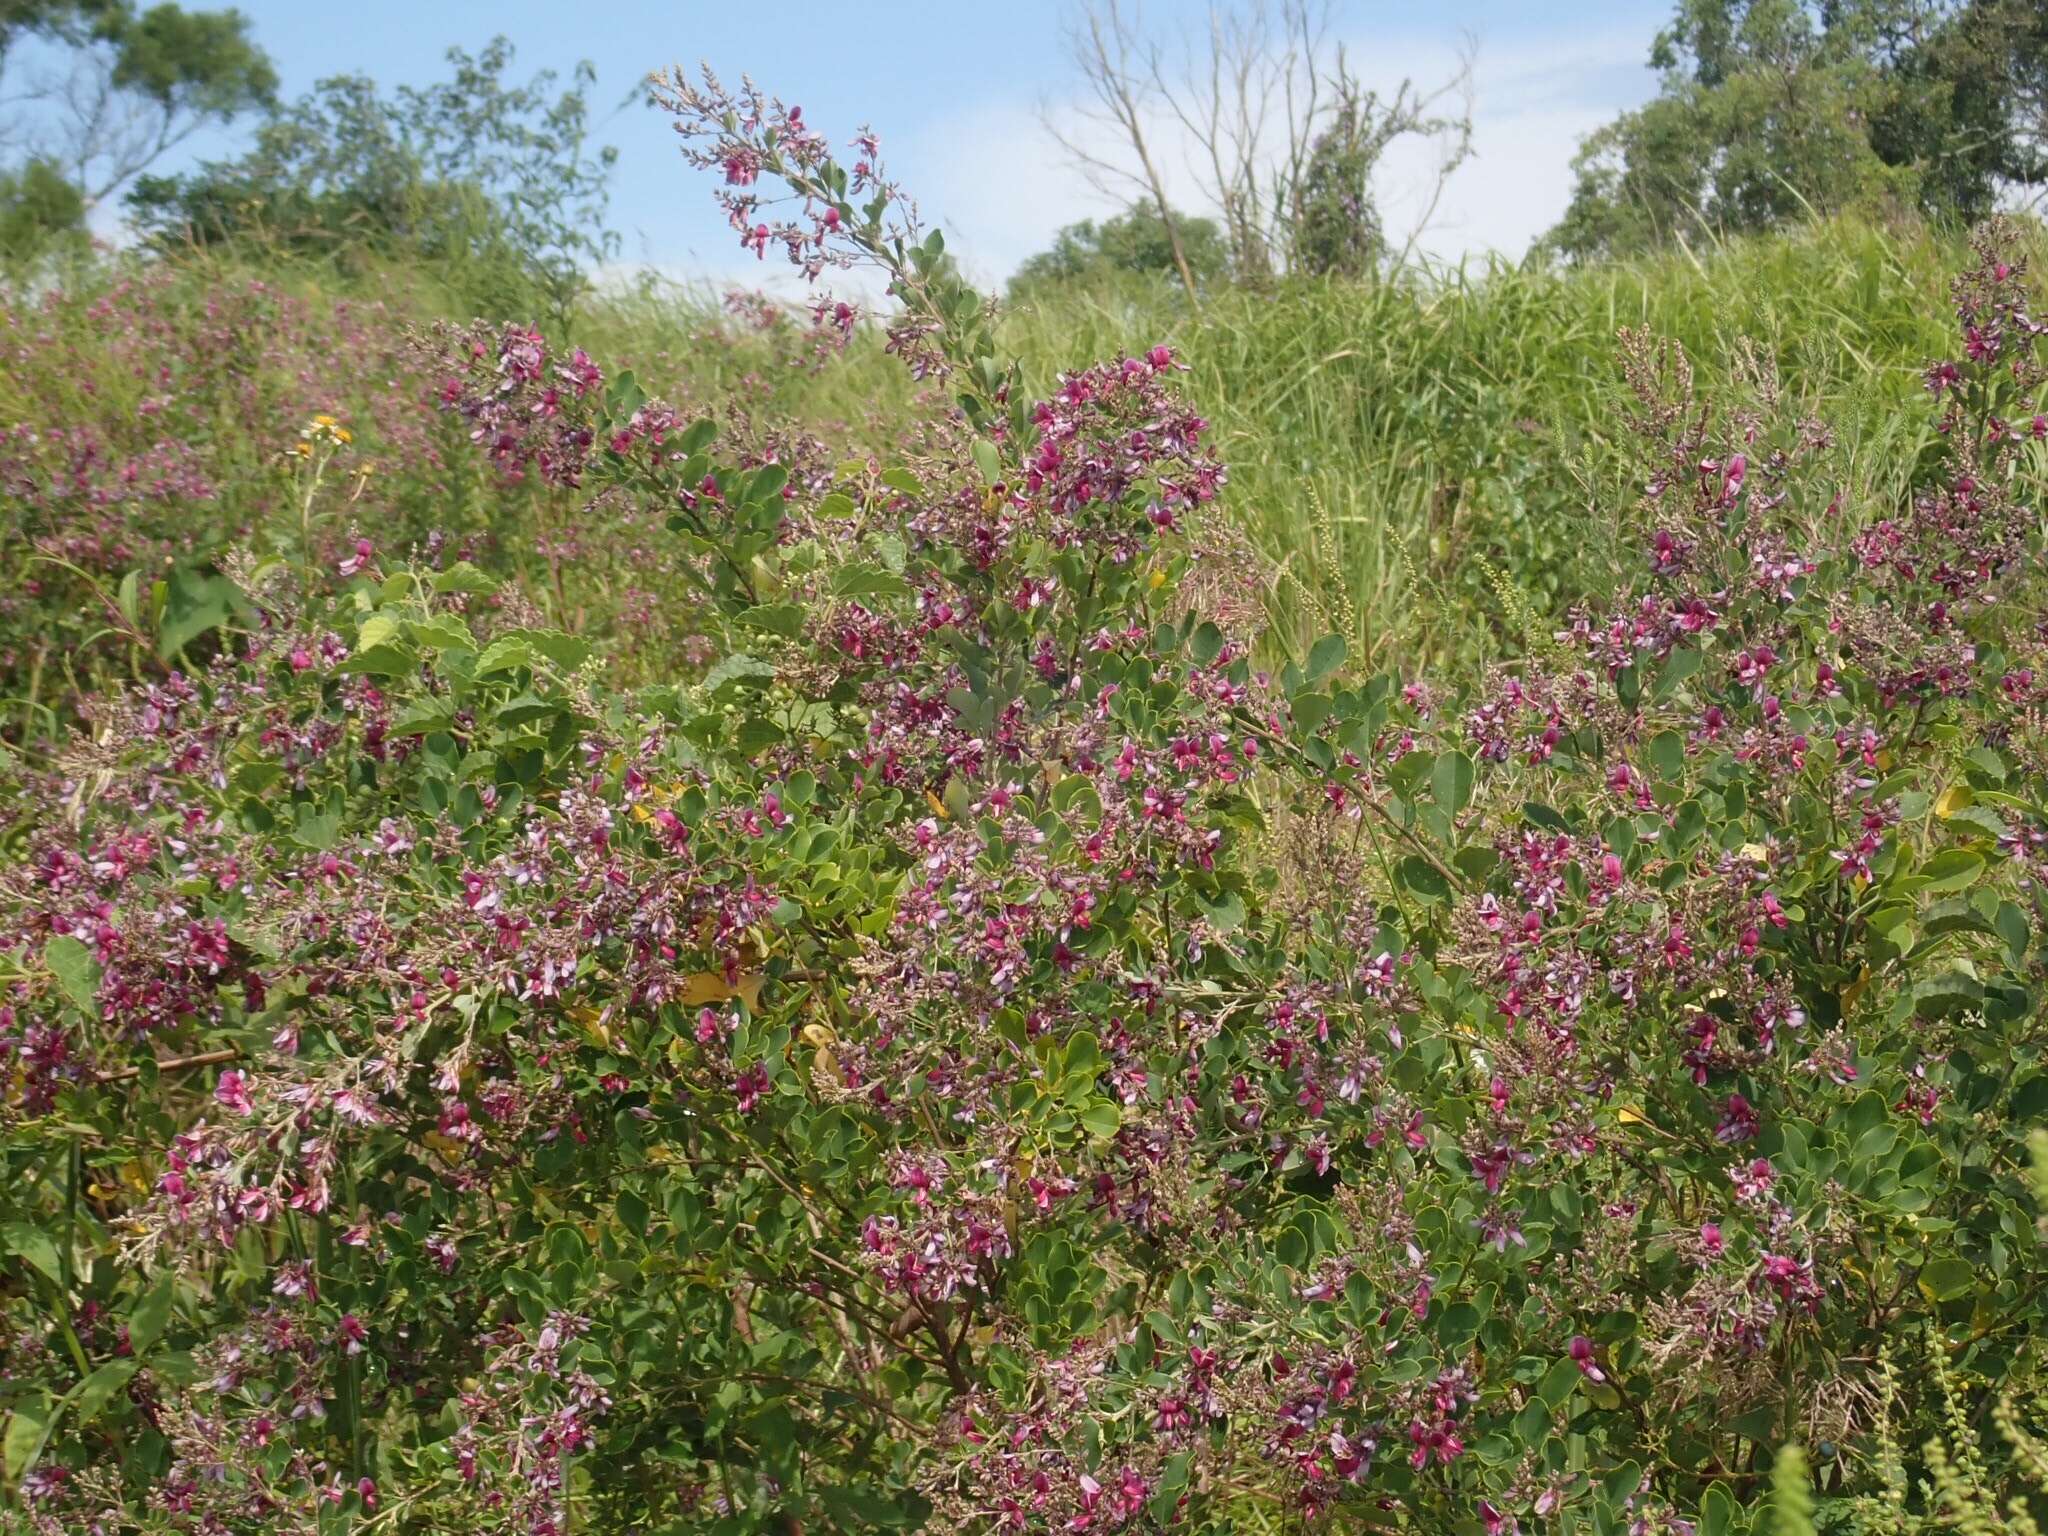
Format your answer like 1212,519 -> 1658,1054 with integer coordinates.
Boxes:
127,38 -> 618,325
1011,202 -> 1228,293
0,152 -> 83,259
0,1 -> 275,206
1546,0 -> 2048,262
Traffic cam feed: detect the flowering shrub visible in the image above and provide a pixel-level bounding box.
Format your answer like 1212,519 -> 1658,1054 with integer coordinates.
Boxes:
0,270 -> 451,723
4,74 -> 2048,1536
0,262 -> 860,740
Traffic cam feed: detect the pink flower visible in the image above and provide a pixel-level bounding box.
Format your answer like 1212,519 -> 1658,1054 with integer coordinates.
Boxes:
1569,1334 -> 1606,1383
214,1068 -> 253,1117
734,1063 -> 771,1114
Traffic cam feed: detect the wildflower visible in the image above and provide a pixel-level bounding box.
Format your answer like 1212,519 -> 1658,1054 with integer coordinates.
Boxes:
214,1068 -> 254,1116
734,1062 -> 771,1113
1569,1335 -> 1606,1383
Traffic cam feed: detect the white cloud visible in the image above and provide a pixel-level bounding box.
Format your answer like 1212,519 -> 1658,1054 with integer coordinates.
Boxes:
897,20 -> 1655,280
599,20 -> 1659,302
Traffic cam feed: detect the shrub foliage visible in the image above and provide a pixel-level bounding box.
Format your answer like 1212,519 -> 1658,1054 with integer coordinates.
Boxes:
3,70 -> 2048,1536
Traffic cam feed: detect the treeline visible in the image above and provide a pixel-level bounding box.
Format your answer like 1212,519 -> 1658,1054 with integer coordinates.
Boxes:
0,0 -> 2043,311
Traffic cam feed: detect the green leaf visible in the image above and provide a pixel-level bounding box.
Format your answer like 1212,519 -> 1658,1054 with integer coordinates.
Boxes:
605,368 -> 646,421
1997,901 -> 2030,966
705,654 -> 776,700
529,631 -> 592,670
1397,856 -> 1451,902
389,698 -> 456,737
1920,1256 -> 1975,1301
127,1274 -> 176,1356
408,612 -> 476,652
432,560 -> 498,594
1536,1355 -> 1580,1408
1699,1482 -> 1736,1536
970,438 -> 1002,484
356,611 -> 403,652
1433,750 -> 1475,815
476,629 -> 591,676
473,635 -> 536,675
1149,1451 -> 1191,1524
1078,1101 -> 1122,1139
737,603 -> 806,639
1729,1406 -> 1779,1442
73,1359 -> 139,1426
1944,805 -> 2009,841
1652,643 -> 1702,702
156,566 -> 240,659
1648,730 -> 1685,781
3,1224 -> 64,1288
495,693 -> 562,729
289,798 -> 343,852
1912,970 -> 1983,1019
3,1392 -> 53,1481
1305,632 -> 1346,685
830,564 -> 912,601
1189,622 -> 1225,667
43,935 -> 100,1015
1918,848 -> 1984,894
747,463 -> 789,505
1291,693 -> 1332,735
1196,888 -> 1248,932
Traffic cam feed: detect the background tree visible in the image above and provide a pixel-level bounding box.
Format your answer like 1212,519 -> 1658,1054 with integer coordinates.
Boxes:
0,152 -> 81,260
1047,0 -> 1471,289
0,0 -> 274,209
1547,0 -> 2048,262
127,38 -> 618,325
1287,72 -> 1471,277
1010,201 -> 1228,293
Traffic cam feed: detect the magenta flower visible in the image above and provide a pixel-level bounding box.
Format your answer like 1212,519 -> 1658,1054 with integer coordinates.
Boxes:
733,1063 -> 771,1114
1569,1335 -> 1606,1383
214,1068 -> 253,1117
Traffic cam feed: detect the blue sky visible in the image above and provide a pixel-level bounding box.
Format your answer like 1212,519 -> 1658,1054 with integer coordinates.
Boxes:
109,0 -> 1671,285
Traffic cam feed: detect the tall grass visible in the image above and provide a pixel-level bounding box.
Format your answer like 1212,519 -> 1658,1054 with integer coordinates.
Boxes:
585,216 -> 1976,670
7,214 -> 2000,681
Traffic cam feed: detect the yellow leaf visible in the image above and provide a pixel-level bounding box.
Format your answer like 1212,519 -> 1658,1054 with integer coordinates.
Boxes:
1148,569 -> 1166,590
566,1004 -> 611,1048
1841,966 -> 1871,1015
1935,784 -> 1970,819
925,789 -> 949,821
1739,843 -> 1770,864
1616,1106 -> 1647,1125
679,971 -> 765,1011
423,1131 -> 467,1161
801,1022 -> 837,1048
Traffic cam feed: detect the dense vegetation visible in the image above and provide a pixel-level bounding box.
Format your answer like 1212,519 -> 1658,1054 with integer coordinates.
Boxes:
4,7 -> 2048,1535
1550,0 -> 2048,262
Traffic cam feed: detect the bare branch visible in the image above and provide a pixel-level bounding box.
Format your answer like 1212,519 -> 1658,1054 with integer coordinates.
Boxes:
1042,0 -> 1205,306
1046,0 -> 1473,283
